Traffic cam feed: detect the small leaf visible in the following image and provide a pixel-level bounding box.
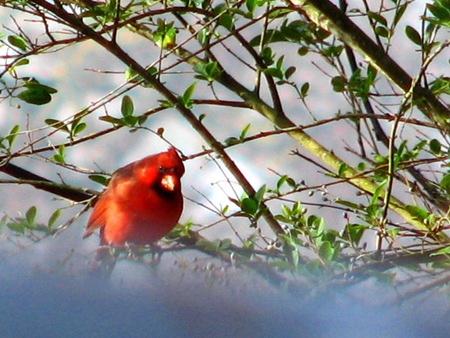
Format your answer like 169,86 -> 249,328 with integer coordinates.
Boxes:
24,82 -> 57,94
17,87 -> 52,105
8,35 -> 27,51
48,209 -> 61,228
344,223 -> 366,245
335,199 -> 364,211
239,123 -> 251,140
254,184 -> 267,204
7,221 -> 25,234
246,0 -> 257,14
375,26 -> 390,38
440,173 -> 450,191
393,3 -> 407,26
319,241 -> 335,261
429,139 -> 442,154
6,124 -> 20,149
405,25 -> 422,45
338,163 -> 348,177
26,206 -> 37,225
89,174 -> 109,186
181,82 -> 197,108
241,197 -> 258,216
224,136 -> 240,146
98,116 -> 125,125
297,46 -> 308,56
45,119 -> 69,132
370,179 -> 387,205
52,144 -> 66,163
367,11 -> 388,27
71,122 -> 86,137
159,99 -> 174,108
300,82 -> 310,97
122,115 -> 138,127
430,246 -> 450,257
219,12 -> 235,30
285,66 -> 296,79
121,95 -> 134,116
405,205 -> 430,220
264,67 -> 283,79
331,76 -> 346,92
9,58 -> 29,75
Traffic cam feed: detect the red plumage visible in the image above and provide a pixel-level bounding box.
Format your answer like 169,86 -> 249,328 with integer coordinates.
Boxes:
84,147 -> 184,245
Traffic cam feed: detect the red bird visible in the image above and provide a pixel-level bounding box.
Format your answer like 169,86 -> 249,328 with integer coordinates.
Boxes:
84,147 -> 185,246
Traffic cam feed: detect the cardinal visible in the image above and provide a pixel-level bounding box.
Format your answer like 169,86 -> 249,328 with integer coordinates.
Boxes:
84,147 -> 185,249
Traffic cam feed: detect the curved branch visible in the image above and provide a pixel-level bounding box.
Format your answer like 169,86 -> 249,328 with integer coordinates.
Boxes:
0,162 -> 93,202
289,0 -> 450,130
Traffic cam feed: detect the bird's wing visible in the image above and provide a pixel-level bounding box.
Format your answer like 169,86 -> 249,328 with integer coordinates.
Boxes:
83,196 -> 109,239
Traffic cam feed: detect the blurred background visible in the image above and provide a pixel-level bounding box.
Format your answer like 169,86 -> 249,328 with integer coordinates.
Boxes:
0,1 -> 449,336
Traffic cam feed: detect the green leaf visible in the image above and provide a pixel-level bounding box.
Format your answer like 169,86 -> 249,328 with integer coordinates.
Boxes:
429,139 -> 442,154
218,12 -> 235,30
357,162 -> 366,171
24,81 -> 57,94
121,95 -> 134,117
125,66 -> 157,86
194,62 -> 221,82
285,66 -> 296,79
224,136 -> 240,146
405,25 -> 422,45
241,197 -> 258,216
89,174 -> 109,186
297,46 -> 308,56
331,76 -> 346,92
319,241 -> 335,261
370,179 -> 387,205
9,58 -> 29,74
430,77 -> 450,96
264,67 -> 283,79
17,87 -> 52,105
246,0 -> 257,14
26,206 -> 37,225
335,199 -> 364,211
338,163 -> 348,177
154,21 -> 177,49
430,246 -> 450,256
367,11 -> 387,27
393,3 -> 407,26
6,124 -> 19,149
52,144 -> 66,164
239,123 -> 251,140
159,100 -> 174,108
98,115 -> 125,125
387,228 -> 400,238
7,221 -> 25,234
440,173 -> 450,191
375,26 -> 390,38
405,205 -> 430,220
427,1 -> 450,27
45,119 -> 69,132
254,184 -> 267,204
48,209 -> 61,228
181,82 -> 197,108
71,122 -> 86,137
300,82 -> 310,97
344,223 -> 366,245
122,115 -> 138,127
8,35 -> 27,51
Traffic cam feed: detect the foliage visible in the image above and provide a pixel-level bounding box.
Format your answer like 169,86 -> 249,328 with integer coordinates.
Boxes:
0,0 -> 450,294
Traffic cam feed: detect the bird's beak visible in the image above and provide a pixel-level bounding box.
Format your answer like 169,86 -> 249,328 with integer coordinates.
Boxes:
160,174 -> 178,192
